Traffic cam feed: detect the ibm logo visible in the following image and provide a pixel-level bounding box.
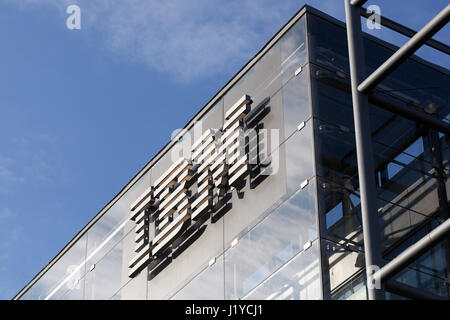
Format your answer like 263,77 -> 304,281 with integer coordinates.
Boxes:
127,95 -> 278,278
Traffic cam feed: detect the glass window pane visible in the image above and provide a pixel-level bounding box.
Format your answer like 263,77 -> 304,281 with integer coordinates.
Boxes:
332,272 -> 367,300
225,179 -> 317,299
224,116 -> 314,245
393,267 -> 448,298
84,232 -> 127,300
243,239 -> 321,300
112,271 -> 147,300
59,278 -> 85,300
223,106 -> 286,245
386,221 -> 449,280
86,170 -> 151,267
308,15 -> 349,74
224,43 -> 282,124
171,255 -> 224,300
282,64 -> 311,139
223,17 -> 307,140
31,234 -> 87,300
285,118 -> 314,196
321,238 -> 365,292
309,14 -> 450,122
314,116 -> 441,219
147,217 -> 224,300
280,16 -> 307,84
223,14 -> 307,123
318,175 -> 441,255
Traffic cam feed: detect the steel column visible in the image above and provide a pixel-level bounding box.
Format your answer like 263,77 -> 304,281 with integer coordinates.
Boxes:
344,0 -> 384,300
358,4 -> 450,93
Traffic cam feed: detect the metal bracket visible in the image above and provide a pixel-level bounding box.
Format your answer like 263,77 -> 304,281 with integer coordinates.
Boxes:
303,241 -> 312,251
300,179 -> 309,189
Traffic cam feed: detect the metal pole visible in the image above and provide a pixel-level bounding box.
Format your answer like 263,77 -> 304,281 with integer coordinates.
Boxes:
373,218 -> 450,284
358,4 -> 450,93
344,0 -> 384,300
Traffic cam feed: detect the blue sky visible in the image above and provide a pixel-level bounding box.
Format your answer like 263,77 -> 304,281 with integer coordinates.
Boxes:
0,0 -> 448,299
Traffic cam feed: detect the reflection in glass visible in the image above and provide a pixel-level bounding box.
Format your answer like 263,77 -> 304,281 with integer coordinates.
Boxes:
243,240 -> 321,300
386,220 -> 449,280
59,278 -> 85,300
318,175 -> 442,254
309,14 -> 450,122
84,236 -> 124,300
321,238 -> 365,292
393,267 -> 449,298
280,17 -> 307,84
224,41 -> 282,119
224,17 -> 307,121
225,179 -> 317,299
332,272 -> 367,300
86,170 -> 151,267
171,255 -> 224,300
284,119 -> 314,196
86,198 -> 129,266
282,65 -> 311,138
31,234 -> 87,300
314,116 -> 442,219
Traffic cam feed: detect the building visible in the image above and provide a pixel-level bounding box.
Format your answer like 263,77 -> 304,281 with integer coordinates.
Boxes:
14,4 -> 450,300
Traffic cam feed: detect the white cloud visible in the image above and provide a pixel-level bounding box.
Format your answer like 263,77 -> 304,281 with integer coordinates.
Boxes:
92,0 -> 306,81
7,0 -> 305,81
8,0 -> 448,80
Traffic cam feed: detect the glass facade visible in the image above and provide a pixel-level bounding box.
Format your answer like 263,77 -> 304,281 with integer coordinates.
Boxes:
15,6 -> 450,300
308,12 -> 450,299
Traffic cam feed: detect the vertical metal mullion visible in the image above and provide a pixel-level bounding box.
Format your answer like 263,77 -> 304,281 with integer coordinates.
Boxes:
426,128 -> 450,297
344,0 -> 384,300
305,10 -> 330,300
